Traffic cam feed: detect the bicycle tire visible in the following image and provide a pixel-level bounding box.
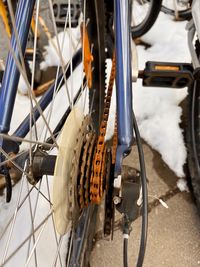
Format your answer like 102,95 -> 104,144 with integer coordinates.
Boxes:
186,39 -> 200,215
0,0 -> 106,266
187,80 -> 200,214
131,0 -> 162,39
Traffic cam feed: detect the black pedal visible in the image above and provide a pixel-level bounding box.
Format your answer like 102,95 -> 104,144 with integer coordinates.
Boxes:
53,0 -> 81,28
140,61 -> 193,88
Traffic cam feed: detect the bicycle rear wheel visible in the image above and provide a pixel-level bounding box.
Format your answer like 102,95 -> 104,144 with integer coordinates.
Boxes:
0,0 -> 105,266
131,0 -> 162,39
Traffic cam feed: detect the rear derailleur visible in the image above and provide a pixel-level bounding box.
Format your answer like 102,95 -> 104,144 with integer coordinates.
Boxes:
104,162 -> 142,239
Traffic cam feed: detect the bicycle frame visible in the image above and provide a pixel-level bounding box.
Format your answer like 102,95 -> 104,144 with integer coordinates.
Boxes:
0,0 -> 35,134
0,0 -> 134,181
114,0 -> 134,180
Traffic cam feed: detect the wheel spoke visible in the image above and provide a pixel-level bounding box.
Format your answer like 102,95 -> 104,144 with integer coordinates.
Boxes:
3,211 -> 53,266
45,176 -> 63,267
1,173 -> 26,265
29,0 -> 41,168
1,6 -> 59,148
0,133 -> 55,150
25,179 -> 38,267
47,0 -> 73,109
24,216 -> 48,267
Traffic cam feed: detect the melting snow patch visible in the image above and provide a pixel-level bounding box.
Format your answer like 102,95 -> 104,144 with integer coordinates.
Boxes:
177,178 -> 189,192
132,11 -> 190,177
40,29 -> 80,70
18,75 -> 28,95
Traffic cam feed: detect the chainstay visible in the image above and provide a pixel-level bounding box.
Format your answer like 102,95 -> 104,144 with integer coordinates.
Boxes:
90,54 -> 116,204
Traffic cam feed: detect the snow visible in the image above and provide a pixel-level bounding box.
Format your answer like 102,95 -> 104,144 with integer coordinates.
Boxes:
40,28 -> 81,70
177,178 -> 189,192
0,9 -> 192,266
133,12 -> 190,177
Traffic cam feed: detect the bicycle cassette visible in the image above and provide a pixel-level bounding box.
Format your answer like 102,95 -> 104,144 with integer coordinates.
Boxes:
53,108 -> 96,235
53,107 -> 84,235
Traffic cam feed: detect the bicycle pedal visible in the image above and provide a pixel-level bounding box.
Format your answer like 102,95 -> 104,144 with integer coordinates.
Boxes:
53,0 -> 81,28
139,61 -> 194,88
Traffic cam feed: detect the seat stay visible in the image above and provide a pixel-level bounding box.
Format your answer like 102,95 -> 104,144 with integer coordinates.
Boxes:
0,0 -> 36,134
114,0 -> 134,180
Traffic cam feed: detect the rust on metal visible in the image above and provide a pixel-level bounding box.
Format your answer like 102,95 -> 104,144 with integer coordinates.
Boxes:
81,23 -> 93,89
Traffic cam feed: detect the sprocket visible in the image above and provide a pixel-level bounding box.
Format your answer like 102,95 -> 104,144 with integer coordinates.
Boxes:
69,114 -> 95,225
53,108 -> 94,235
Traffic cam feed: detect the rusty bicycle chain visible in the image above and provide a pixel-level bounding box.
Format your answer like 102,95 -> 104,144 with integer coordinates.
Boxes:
78,131 -> 93,209
66,54 -> 117,229
112,116 -> 118,164
78,131 -> 96,210
69,115 -> 92,221
84,133 -> 96,206
90,54 -> 116,204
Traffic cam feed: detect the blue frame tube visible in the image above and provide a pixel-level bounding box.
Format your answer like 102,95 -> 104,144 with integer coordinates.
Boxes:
0,0 -> 36,133
114,0 -> 134,175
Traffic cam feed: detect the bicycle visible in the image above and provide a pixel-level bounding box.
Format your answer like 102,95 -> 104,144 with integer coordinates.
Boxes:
131,0 -> 193,41
0,0 -> 148,266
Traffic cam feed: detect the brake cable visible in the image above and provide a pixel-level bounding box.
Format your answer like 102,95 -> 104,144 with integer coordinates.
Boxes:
122,110 -> 148,267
